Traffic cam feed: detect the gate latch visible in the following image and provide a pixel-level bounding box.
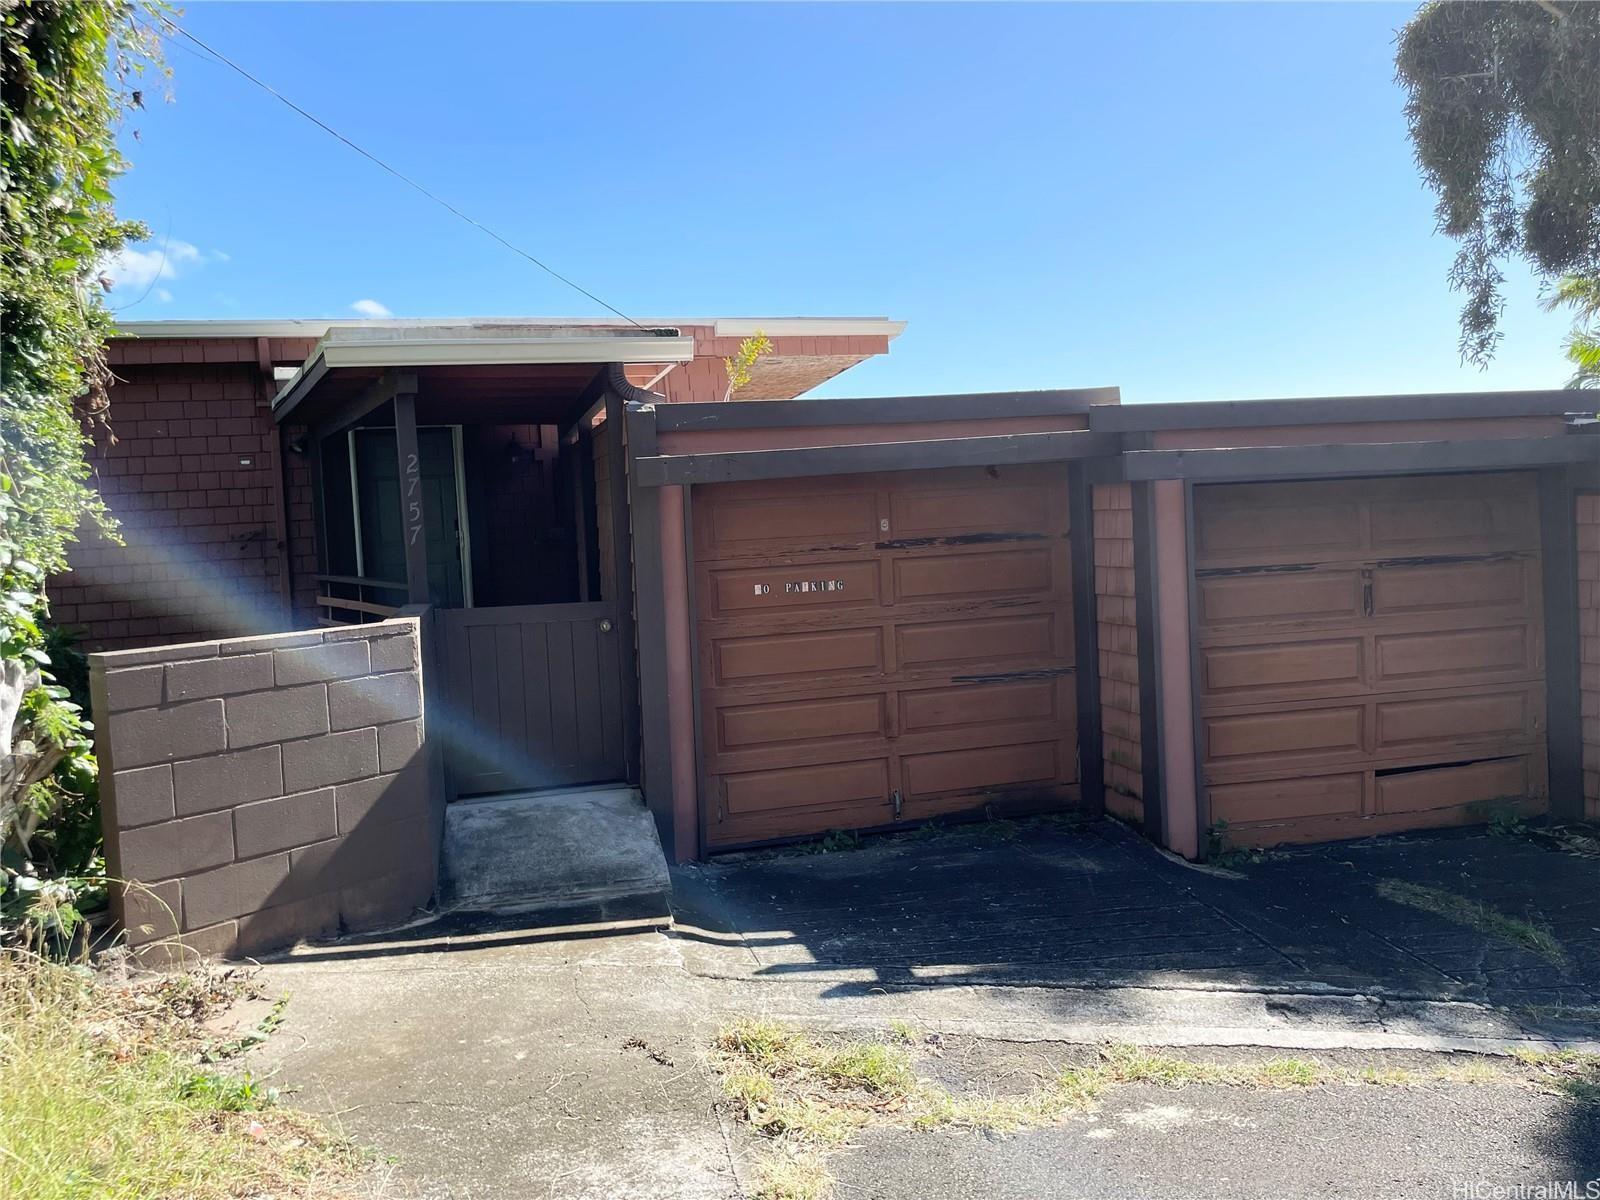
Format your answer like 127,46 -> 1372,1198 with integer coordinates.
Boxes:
891,789 -> 903,819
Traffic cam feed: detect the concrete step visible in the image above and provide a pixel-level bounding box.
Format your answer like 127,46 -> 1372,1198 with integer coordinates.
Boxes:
441,784 -> 671,917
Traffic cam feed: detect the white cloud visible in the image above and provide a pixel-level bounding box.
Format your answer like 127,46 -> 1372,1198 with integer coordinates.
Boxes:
350,298 -> 394,319
99,238 -> 226,301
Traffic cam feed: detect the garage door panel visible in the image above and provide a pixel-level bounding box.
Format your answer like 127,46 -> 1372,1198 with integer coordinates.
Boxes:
1369,486 -> 1539,557
1376,756 -> 1532,815
897,612 -> 1066,670
1195,473 -> 1547,846
698,488 -> 879,557
1210,773 -> 1365,825
1205,706 -> 1365,764
697,464 -> 1078,848
898,679 -> 1062,733
1194,491 -> 1362,564
1371,558 -> 1535,617
703,559 -> 881,618
901,740 -> 1067,802
1374,689 -> 1539,751
715,758 -> 894,844
1197,570 -> 1362,628
715,693 -> 887,754
1374,625 -> 1537,685
893,546 -> 1057,603
888,481 -> 1056,539
712,626 -> 883,685
1200,639 -> 1363,697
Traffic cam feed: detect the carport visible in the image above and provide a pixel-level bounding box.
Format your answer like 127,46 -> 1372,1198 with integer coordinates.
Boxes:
623,384 -> 1120,860
1087,391 -> 1598,856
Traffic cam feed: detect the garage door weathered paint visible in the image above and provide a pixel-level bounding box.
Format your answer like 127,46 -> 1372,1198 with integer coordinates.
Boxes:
693,464 -> 1078,847
1194,472 -> 1549,845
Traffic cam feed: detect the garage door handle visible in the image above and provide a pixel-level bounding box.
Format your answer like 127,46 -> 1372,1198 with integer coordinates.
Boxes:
1361,570 -> 1374,618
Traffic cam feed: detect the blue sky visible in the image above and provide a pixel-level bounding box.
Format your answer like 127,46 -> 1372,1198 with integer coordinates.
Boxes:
107,1 -> 1575,402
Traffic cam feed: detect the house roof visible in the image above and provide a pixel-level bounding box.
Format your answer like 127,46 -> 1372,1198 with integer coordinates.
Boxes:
113,316 -> 907,341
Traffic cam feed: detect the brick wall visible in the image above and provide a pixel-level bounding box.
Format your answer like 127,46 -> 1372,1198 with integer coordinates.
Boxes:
1094,484 -> 1144,823
91,617 -> 437,961
1580,492 -> 1599,821
55,336 -> 322,652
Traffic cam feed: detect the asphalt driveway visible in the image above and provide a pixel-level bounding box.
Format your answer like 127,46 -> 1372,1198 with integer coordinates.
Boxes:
670,818 -> 1600,1012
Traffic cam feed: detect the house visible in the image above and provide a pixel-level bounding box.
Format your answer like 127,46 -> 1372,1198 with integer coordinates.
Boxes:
74,318 -> 1599,960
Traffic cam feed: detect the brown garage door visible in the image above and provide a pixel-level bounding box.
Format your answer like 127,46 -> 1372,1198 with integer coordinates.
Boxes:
1193,472 -> 1548,846
693,464 -> 1078,848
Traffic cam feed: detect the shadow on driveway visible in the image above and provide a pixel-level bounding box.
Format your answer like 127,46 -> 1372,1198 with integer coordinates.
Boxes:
670,818 -> 1600,1013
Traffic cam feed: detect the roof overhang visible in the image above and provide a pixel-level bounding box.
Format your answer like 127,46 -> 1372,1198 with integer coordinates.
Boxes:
271,325 -> 694,422
116,315 -> 906,342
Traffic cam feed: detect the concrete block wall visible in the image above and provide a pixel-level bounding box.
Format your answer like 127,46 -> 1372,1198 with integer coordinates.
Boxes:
91,617 -> 437,961
1580,492 -> 1599,820
1093,484 -> 1144,823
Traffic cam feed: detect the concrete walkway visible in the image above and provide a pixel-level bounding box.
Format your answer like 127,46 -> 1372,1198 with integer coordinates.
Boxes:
246,822 -> 1600,1199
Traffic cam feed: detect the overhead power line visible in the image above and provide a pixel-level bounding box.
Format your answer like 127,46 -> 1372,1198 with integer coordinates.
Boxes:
152,13 -> 647,330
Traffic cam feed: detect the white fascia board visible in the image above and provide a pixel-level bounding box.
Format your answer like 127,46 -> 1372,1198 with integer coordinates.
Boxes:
319,333 -> 695,369
118,316 -> 907,342
270,333 -> 694,411
712,318 -> 906,340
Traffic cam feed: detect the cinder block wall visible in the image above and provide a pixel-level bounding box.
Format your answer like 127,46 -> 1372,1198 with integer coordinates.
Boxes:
1093,484 -> 1144,823
90,617 -> 437,961
1580,492 -> 1599,820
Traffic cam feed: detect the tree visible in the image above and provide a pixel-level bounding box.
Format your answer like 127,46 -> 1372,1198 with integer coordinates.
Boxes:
1,0 -> 161,946
723,331 -> 775,402
1395,1 -> 1600,368
1542,275 -> 1600,388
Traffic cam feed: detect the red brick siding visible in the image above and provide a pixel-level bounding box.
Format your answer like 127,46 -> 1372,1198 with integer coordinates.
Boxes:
1094,484 -> 1143,822
1580,492 -> 1599,820
51,356 -> 300,651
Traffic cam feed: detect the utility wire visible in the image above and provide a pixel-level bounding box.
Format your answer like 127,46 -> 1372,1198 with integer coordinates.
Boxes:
152,13 -> 648,330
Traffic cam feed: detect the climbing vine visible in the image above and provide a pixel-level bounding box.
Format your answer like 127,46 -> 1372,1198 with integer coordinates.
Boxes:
1,0 -> 164,947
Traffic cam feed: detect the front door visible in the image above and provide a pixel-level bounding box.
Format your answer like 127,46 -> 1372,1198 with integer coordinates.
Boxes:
436,602 -> 628,795
353,426 -> 469,608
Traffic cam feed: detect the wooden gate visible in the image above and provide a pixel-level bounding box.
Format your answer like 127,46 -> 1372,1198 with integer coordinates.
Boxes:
437,602 -> 631,796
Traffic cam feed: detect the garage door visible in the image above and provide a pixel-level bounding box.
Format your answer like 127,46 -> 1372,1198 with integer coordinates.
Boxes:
693,464 -> 1078,848
1193,472 -> 1548,845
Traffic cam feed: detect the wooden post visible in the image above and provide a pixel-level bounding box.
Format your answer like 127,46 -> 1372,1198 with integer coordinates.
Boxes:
393,387 -> 429,605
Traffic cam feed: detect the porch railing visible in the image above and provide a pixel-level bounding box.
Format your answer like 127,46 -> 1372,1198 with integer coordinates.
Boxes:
315,573 -> 406,626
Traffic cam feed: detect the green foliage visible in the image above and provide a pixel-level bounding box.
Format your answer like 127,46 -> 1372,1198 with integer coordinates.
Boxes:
1,0 -> 163,948
1543,275 -> 1600,390
723,330 -> 775,400
1396,2 -> 1600,366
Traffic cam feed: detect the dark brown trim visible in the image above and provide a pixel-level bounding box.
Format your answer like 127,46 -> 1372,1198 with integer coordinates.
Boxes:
1068,464 -> 1105,816
1541,466 -> 1585,820
635,430 -> 1121,487
1182,478 -> 1209,859
256,338 -> 295,624
1130,481 -> 1165,845
653,387 -> 1120,433
303,369 -> 417,439
1120,436 -> 1598,482
604,384 -> 641,788
683,485 -> 710,859
391,388 -> 429,606
624,401 -> 675,848
270,353 -> 330,425
1092,389 -> 1581,434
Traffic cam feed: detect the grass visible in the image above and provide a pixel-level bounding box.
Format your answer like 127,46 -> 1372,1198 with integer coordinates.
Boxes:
712,1018 -> 1591,1199
0,951 -> 371,1200
1374,878 -> 1568,965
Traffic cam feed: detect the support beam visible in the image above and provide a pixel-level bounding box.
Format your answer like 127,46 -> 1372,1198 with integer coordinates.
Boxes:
1542,466 -> 1585,819
1151,479 -> 1199,859
659,485 -> 698,862
392,388 -> 430,605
